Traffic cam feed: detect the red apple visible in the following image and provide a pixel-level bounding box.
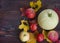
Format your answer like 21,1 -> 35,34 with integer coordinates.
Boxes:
25,8 -> 36,19
30,23 -> 37,31
36,34 -> 44,42
48,30 -> 59,42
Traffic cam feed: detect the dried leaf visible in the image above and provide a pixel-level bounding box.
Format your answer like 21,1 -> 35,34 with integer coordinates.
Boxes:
19,20 -> 29,31
26,33 -> 36,43
42,30 -> 52,43
30,0 -> 42,12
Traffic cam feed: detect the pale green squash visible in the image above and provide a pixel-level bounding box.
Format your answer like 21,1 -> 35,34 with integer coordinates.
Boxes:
38,9 -> 59,30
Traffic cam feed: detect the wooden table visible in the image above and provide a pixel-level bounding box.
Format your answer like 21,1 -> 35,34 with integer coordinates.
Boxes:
0,0 -> 60,43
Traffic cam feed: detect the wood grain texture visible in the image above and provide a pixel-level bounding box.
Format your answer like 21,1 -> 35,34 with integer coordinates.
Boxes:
0,0 -> 60,43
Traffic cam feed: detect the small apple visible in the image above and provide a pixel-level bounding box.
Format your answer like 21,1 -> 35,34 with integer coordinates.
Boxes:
48,30 -> 59,42
25,8 -> 36,19
30,23 -> 37,31
19,31 -> 30,42
36,34 -> 44,42
38,9 -> 59,30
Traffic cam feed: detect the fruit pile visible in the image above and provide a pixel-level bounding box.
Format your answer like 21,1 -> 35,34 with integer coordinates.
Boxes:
18,0 -> 60,43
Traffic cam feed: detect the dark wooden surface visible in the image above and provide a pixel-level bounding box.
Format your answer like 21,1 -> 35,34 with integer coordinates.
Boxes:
0,0 -> 60,43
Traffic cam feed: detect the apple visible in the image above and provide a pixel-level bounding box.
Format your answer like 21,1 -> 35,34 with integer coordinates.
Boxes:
25,8 -> 36,19
38,9 -> 59,30
48,30 -> 59,42
36,34 -> 44,42
19,31 -> 30,42
30,23 -> 37,31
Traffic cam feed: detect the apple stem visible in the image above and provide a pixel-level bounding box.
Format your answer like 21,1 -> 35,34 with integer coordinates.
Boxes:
24,34 -> 26,36
48,13 -> 52,17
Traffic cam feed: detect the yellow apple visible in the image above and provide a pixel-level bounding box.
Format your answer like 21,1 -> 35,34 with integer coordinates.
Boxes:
19,31 -> 30,42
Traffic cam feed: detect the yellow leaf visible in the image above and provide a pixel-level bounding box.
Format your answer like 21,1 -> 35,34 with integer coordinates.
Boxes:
27,38 -> 36,43
24,26 -> 29,32
42,30 -> 52,43
26,33 -> 36,43
30,0 -> 42,12
18,20 -> 29,32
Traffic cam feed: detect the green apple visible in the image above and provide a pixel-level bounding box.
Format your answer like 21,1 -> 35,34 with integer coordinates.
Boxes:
38,9 -> 59,30
19,31 -> 30,42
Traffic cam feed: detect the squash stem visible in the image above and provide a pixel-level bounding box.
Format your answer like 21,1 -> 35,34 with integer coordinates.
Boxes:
48,13 -> 52,17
